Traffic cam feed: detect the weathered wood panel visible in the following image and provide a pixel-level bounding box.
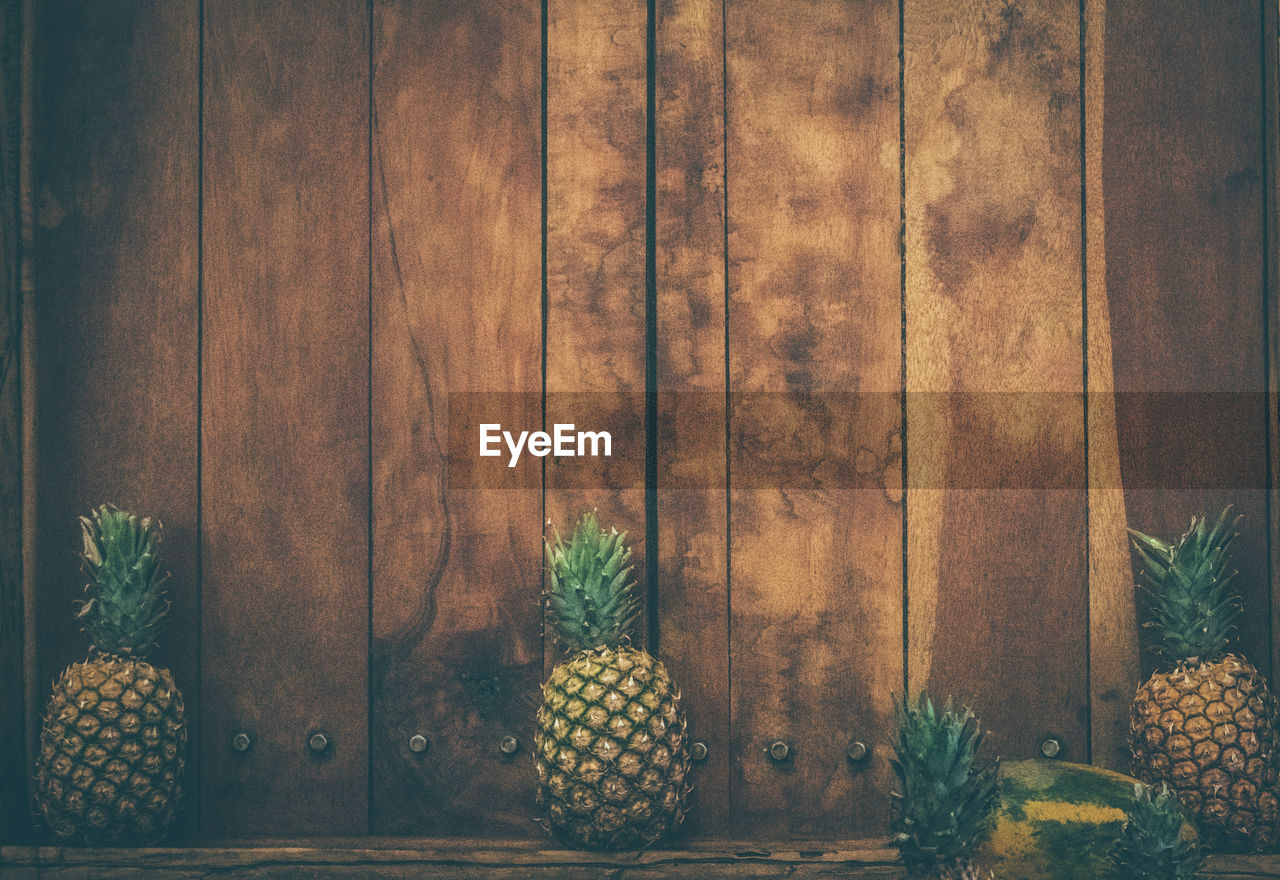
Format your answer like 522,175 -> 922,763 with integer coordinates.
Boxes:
32,0 -> 199,837
0,841 -> 904,879
544,0 -> 649,661
904,0 -> 1087,760
0,0 -> 25,843
17,0 -> 34,842
0,867 -> 900,880
1083,0 -> 1138,771
14,0 -> 1277,844
370,0 -> 543,835
726,0 -> 902,837
1267,0 -> 1280,692
654,0 -> 730,838
1103,0 -> 1269,679
5,842 -> 1280,880
201,0 -> 369,834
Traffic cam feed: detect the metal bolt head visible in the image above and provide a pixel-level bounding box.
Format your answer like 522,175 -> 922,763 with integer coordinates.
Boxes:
768,740 -> 790,762
499,734 -> 519,755
308,730 -> 331,754
846,740 -> 869,763
1040,737 -> 1062,759
690,741 -> 709,762
408,734 -> 429,754
231,731 -> 252,753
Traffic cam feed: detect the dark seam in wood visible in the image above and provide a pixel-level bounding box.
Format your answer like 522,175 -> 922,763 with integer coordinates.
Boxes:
1079,0 -> 1092,765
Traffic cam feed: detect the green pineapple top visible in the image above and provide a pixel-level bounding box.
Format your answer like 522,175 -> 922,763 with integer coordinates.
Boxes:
1129,506 -> 1242,664
1109,782 -> 1202,880
76,504 -> 169,657
889,692 -> 1000,878
544,511 -> 639,653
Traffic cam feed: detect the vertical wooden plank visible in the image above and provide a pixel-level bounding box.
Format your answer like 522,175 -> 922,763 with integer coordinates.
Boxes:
1267,0 -> 1280,692
17,0 -> 34,837
1084,0 -> 1138,771
726,0 -> 902,837
1103,0 -> 1269,679
32,0 -> 199,836
0,0 -> 24,842
545,0 -> 648,652
370,0 -> 543,834
905,0 -> 1087,761
655,0 -> 729,837
202,0 -> 369,834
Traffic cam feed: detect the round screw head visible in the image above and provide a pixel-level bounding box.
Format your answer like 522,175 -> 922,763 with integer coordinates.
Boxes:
308,730 -> 331,754
690,741 -> 709,762
231,731 -> 252,753
846,740 -> 869,763
408,734 -> 429,754
499,734 -> 519,755
768,740 -> 790,761
1040,737 -> 1062,759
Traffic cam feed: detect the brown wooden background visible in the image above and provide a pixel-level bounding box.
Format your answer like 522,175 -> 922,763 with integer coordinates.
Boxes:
1,0 -> 1277,844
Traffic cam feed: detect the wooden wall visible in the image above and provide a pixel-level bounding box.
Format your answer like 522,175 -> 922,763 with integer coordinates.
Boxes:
0,0 -> 26,845
8,0 -> 1277,842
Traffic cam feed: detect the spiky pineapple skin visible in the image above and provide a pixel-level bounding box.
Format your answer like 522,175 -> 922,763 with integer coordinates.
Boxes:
34,654 -> 186,844
1130,653 -> 1279,852
535,644 -> 689,850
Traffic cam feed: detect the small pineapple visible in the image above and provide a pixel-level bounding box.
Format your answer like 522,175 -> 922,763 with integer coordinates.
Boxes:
33,505 -> 186,843
889,692 -> 1000,880
535,512 -> 690,849
1109,782 -> 1203,880
1129,507 -> 1279,851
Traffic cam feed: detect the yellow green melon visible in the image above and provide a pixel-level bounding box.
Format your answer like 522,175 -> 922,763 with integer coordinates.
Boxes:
973,759 -> 1196,880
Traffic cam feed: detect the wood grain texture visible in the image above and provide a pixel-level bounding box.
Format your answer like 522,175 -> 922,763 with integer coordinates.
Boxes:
726,0 -> 902,837
1083,0 -> 1137,771
654,0 -> 729,838
545,0 -> 649,662
0,840 -> 904,879
1102,0 -> 1269,679
905,0 -> 1087,760
6,842 -> 1280,880
1267,0 -> 1280,692
201,0 -> 368,834
0,867 -> 900,880
32,0 -> 199,837
370,0 -> 543,835
0,0 -> 24,842
17,0 -> 33,836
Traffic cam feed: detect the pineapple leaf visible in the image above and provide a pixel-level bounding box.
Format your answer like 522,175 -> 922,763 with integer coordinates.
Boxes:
75,504 -> 169,657
1109,782 -> 1201,880
1130,507 -> 1244,664
544,511 -> 639,653
890,692 -> 1000,878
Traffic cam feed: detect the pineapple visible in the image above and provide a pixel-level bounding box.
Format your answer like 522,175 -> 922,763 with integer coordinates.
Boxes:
1128,507 -> 1279,852
889,693 -> 1000,880
1109,782 -> 1203,880
34,505 -> 186,843
535,511 -> 690,849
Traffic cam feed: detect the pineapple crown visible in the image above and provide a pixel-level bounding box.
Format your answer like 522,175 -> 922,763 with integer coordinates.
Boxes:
1129,506 -> 1242,664
1109,782 -> 1202,880
889,692 -> 1000,878
544,510 -> 639,653
75,504 -> 169,657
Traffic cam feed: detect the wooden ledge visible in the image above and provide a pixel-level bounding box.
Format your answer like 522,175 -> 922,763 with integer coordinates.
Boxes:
1,840 -> 1280,879
2,838 -> 897,878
